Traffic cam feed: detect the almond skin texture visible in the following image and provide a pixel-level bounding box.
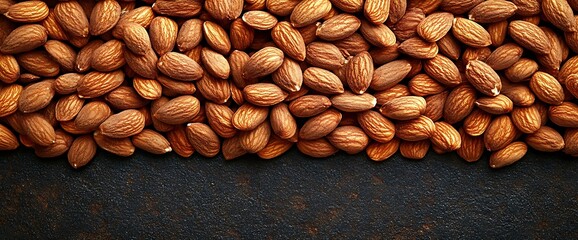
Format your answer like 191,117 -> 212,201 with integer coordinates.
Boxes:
452,17 -> 492,48
297,138 -> 339,158
489,142 -> 527,169
21,113 -> 55,147
366,138 -> 400,161
5,1 -> 49,23
327,126 -> 369,154
358,110 -> 396,143
431,122 -> 461,151
303,67 -> 345,94
54,1 -> 90,38
243,47 -> 284,80
89,0 -> 121,36
380,96 -> 426,120
395,115 -> 436,141
186,123 -> 221,158
289,95 -> 332,118
154,95 -> 201,125
542,0 -> 577,32
132,129 -> 172,154
0,123 -> 19,150
271,21 -> 306,61
243,83 -> 288,107
465,60 -> 502,97
99,109 -> 145,138
484,115 -> 518,151
290,0 -> 332,28
300,109 -> 342,140
417,12 -> 453,42
548,102 -> 578,128
0,24 -> 47,54
232,103 -> 268,131
157,52 -> 203,81
68,135 -> 97,169
530,72 -> 565,105
508,21 -> 551,55
526,126 -> 565,152
468,0 -> 517,23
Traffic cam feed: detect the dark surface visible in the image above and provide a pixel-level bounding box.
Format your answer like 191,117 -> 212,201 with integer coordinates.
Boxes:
0,147 -> 577,239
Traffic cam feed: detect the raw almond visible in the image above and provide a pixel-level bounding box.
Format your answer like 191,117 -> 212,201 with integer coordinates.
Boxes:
380,96 -> 426,120
186,123 -> 221,157
358,110 -> 395,143
153,95 -> 201,125
484,115 -> 517,151
395,115 -> 435,141
20,113 -> 55,146
271,21 -> 306,61
99,109 -> 145,138
54,1 -> 90,38
297,138 -> 339,158
399,140 -> 430,159
511,105 -> 541,134
290,0 -> 332,28
303,67 -> 345,94
327,126 -> 369,154
365,138 -> 400,161
526,126 -> 565,152
5,1 -> 49,23
0,24 -> 47,54
417,12 -> 453,42
331,91 -> 377,112
489,141 -> 527,168
508,20 -> 551,55
468,0 -> 517,23
93,130 -> 135,157
67,135 -> 96,169
0,123 -> 18,150
288,94 -> 332,117
132,129 -> 172,154
18,80 -> 55,113
465,60 -> 501,96
75,101 -> 112,131
529,71 -> 565,105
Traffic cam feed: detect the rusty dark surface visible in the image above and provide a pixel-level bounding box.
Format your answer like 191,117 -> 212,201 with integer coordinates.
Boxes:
0,148 -> 577,239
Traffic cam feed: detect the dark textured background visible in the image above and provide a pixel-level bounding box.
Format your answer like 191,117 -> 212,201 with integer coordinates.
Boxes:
0,148 -> 577,239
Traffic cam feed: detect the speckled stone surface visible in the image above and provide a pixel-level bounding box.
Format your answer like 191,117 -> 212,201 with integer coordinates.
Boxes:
0,148 -> 577,239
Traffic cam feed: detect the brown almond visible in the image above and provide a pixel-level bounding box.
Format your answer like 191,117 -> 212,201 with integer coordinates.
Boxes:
456,128 -> 484,162
484,115 -> 518,151
364,0 -> 390,24
186,123 -> 220,157
526,126 -> 565,152
232,103 -> 269,131
468,0 -> 517,23
316,14 -> 361,41
201,47 -> 230,80
18,80 -> 55,113
303,67 -> 345,94
0,123 -> 18,150
55,94 -> 84,122
93,130 -> 135,157
424,54 -> 462,87
99,109 -> 145,138
77,70 -> 124,99
89,0 -> 121,36
475,94 -> 513,115
549,102 -> 578,128
75,101 -> 112,131
331,91 -> 377,112
444,84 -> 478,124
272,58 -> 303,92
431,121 -> 461,151
452,17 -> 492,47
204,0 -> 243,20
297,138 -> 339,158
327,126 -> 369,154
542,0 -> 577,32
305,42 -> 347,71
290,0 -> 332,28
395,115 -> 435,141
203,21 -> 232,55
20,113 -> 55,146
158,52 -> 203,81
489,141 -> 527,168
153,95 -> 201,125
239,121 -> 271,153
371,59 -> 412,91
67,135 -> 96,169
511,105 -> 542,134
0,24 -> 47,54
243,47 -> 284,80
508,20 -> 551,55
152,0 -> 202,18
271,21 -> 306,61
300,108 -> 342,140
529,71 -> 565,105
358,110 -> 396,143
132,129 -> 172,154
366,138 -> 400,161
465,60 -> 502,96
54,1 -> 89,38
288,94 -> 332,118
380,96 -> 426,120
417,12 -> 453,42
399,140 -> 430,159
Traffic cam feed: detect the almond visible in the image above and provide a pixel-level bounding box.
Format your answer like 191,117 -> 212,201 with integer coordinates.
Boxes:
300,108 -> 342,140
203,21 -> 232,55
360,20 -> 396,48
511,105 -> 542,134
93,130 -> 135,157
271,21 -> 306,61
489,141 -> 527,168
365,138 -> 400,161
99,109 -> 145,138
55,94 -> 84,122
327,126 -> 369,154
54,1 -> 90,38
34,130 -> 73,158
526,126 -> 565,152
475,94 -> 513,115
201,47 -> 230,79
232,103 -> 268,131
243,47 -> 284,80
358,110 -> 396,143
20,113 -> 55,147
485,43 -> 523,71
186,123 -> 220,157
508,20 -> 551,55
431,121 -> 461,151
290,0 -> 332,28
529,71 -> 564,105
395,115 -> 435,141
303,67 -> 345,94
548,102 -> 578,128
380,96 -> 426,120
364,0 -> 390,24
484,115 -> 518,151
242,10 -> 278,30
316,14 -> 361,41
423,91 -> 448,122
305,42 -> 347,71
151,0 -> 202,18
371,59 -> 412,91
331,91 -> 377,112
417,12 -> 453,42
5,1 -> 49,23
443,84 -> 477,124
563,128 -> 578,156
542,0 -> 577,32
297,138 -> 338,158
0,123 -> 18,150
239,120 -> 271,153
504,58 -> 538,82
398,37 -> 439,59
270,103 -> 297,140
196,74 -> 231,104
166,126 -> 195,158
288,94 -> 332,117
456,128 -> 484,162
89,0 -> 121,36
67,135 -> 96,169
157,52 -> 204,81
0,24 -> 47,54
465,60 -> 501,96
272,58 -> 303,92
452,17 -> 492,48
153,95 -> 201,125
399,140 -> 430,159
177,19 -> 203,53
468,0 -> 517,23
132,129 -> 172,154
75,101 -> 112,131
424,54 -> 462,87
18,80 -> 55,113
204,0 -> 243,21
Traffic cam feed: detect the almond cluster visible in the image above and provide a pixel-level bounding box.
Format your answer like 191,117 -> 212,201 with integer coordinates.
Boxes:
1,0 -> 578,169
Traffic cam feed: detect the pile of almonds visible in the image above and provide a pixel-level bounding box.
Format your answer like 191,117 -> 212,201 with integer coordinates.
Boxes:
1,0 -> 578,169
